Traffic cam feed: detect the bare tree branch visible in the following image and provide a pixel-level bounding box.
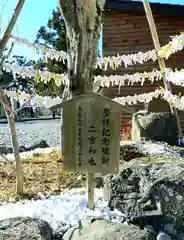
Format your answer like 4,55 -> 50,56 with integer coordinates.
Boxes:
0,0 -> 26,108
0,90 -> 12,114
0,42 -> 15,68
0,42 -> 15,88
0,43 -> 15,114
0,0 -> 25,58
0,0 -> 9,34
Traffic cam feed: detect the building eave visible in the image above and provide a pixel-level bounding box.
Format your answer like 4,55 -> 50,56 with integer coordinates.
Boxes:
104,0 -> 184,19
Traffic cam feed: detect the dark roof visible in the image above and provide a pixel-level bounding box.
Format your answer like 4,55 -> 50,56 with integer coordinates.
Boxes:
104,0 -> 184,18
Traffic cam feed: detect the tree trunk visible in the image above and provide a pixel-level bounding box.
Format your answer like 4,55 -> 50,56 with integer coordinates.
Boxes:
0,0 -> 25,195
58,0 -> 105,96
1,93 -> 24,195
7,113 -> 24,195
58,0 -> 105,210
58,0 -> 105,157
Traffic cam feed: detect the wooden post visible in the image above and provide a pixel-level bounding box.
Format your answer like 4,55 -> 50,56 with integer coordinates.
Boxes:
143,0 -> 182,139
85,90 -> 94,210
60,109 -> 63,159
58,0 -> 105,210
87,173 -> 95,209
51,92 -> 121,211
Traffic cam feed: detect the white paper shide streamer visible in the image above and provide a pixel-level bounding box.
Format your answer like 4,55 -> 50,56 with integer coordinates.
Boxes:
5,89 -> 161,108
97,50 -> 157,70
3,33 -> 184,111
165,68 -> 184,86
5,90 -> 62,108
12,36 -> 67,62
113,90 -> 161,105
95,69 -> 162,88
159,34 -> 184,59
4,61 -> 184,89
2,62 -> 68,85
95,68 -> 184,88
11,33 -> 184,70
162,90 -> 184,110
5,87 -> 184,112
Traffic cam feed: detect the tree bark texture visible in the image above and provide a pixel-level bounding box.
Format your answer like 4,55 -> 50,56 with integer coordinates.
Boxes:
58,0 -> 105,209
0,0 -> 25,195
0,92 -> 24,195
7,112 -> 24,195
58,0 -> 105,95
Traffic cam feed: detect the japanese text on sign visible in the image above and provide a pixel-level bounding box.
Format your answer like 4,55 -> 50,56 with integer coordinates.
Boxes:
101,108 -> 111,164
88,125 -> 97,166
76,106 -> 82,167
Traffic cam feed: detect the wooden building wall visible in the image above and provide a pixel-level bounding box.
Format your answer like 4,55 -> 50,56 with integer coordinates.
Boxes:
102,10 -> 184,132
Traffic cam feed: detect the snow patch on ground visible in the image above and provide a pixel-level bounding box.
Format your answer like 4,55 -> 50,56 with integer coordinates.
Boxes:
0,145 -> 60,162
0,141 -> 182,235
0,141 -> 181,162
0,189 -> 124,234
120,140 -> 181,157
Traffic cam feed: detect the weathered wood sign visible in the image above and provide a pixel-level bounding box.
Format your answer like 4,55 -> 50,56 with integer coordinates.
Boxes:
51,92 -> 122,174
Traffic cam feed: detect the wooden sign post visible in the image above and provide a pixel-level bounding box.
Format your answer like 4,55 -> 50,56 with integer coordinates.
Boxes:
50,92 -> 122,209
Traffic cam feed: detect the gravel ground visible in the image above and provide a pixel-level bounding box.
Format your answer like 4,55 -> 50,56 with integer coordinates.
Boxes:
0,120 -> 61,147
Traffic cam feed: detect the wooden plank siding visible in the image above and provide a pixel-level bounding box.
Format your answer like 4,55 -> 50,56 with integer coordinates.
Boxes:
102,10 -> 184,135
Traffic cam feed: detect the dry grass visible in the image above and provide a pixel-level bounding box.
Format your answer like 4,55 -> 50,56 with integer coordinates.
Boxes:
134,155 -> 181,163
119,155 -> 181,165
0,150 -> 181,203
0,151 -> 87,203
